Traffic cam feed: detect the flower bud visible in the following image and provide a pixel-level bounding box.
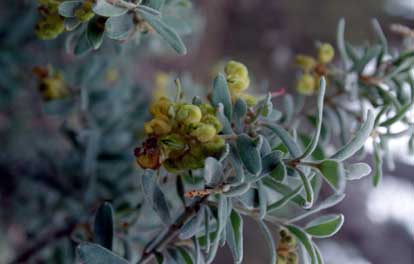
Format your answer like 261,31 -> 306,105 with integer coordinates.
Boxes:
38,73 -> 68,100
227,75 -> 250,93
35,14 -> 65,40
160,134 -> 186,152
176,104 -> 202,125
191,124 -> 216,142
238,93 -> 259,107
296,74 -> 316,95
180,152 -> 204,169
150,97 -> 172,119
144,118 -> 172,136
318,43 -> 335,64
75,0 -> 95,22
225,60 -> 249,79
203,135 -> 225,154
295,55 -> 316,72
201,114 -> 223,132
199,103 -> 216,115
287,252 -> 298,264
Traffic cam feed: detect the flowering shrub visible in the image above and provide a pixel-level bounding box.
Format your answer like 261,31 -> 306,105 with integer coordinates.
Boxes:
1,1 -> 413,264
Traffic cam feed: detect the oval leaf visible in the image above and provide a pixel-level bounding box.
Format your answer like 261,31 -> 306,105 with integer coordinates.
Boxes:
305,214 -> 345,238
94,202 -> 114,250
77,243 -> 129,264
236,134 -> 262,175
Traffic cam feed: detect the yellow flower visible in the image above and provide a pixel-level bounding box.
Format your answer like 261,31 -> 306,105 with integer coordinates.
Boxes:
191,123 -> 216,142
144,118 -> 172,136
201,114 -> 223,132
38,72 -> 68,100
199,103 -> 216,115
176,104 -> 202,125
318,43 -> 335,64
295,55 -> 317,72
75,0 -> 95,22
203,135 -> 225,154
225,60 -> 249,79
35,13 -> 65,40
296,74 -> 316,95
149,97 -> 173,120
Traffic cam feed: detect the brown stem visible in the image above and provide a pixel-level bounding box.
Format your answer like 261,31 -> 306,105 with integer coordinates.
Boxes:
9,220 -> 77,264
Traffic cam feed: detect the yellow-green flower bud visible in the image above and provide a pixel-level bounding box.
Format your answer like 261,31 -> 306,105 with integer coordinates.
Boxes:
227,75 -> 250,93
199,103 -> 215,115
38,73 -> 68,100
238,93 -> 259,107
144,118 -> 172,136
225,60 -> 249,79
295,54 -> 317,72
160,134 -> 186,152
150,97 -> 172,119
176,104 -> 202,125
180,152 -> 204,169
296,74 -> 316,95
75,0 -> 95,22
191,124 -> 216,142
35,14 -> 65,40
318,43 -> 335,64
203,135 -> 225,154
287,252 -> 298,264
201,114 -> 223,132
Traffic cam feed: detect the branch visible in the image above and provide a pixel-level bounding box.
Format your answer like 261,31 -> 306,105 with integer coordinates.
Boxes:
9,220 -> 77,264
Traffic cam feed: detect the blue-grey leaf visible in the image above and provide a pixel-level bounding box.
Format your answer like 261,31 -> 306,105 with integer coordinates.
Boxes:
105,15 -> 133,40
93,0 -> 130,17
204,157 -> 223,187
226,210 -> 243,263
94,202 -> 114,250
236,134 -> 262,175
59,1 -> 83,17
77,243 -> 129,264
211,74 -> 232,121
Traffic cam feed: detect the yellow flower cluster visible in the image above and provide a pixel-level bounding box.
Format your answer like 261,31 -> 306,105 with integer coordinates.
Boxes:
276,229 -> 298,264
135,97 -> 225,171
295,43 -> 335,95
224,60 -> 258,106
35,0 -> 65,40
33,66 -> 69,101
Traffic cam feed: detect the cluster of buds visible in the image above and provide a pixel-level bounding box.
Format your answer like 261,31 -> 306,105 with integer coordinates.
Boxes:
224,60 -> 258,106
33,66 -> 69,101
35,0 -> 96,40
135,96 -> 225,171
35,0 -> 65,40
276,229 -> 299,264
295,43 -> 335,95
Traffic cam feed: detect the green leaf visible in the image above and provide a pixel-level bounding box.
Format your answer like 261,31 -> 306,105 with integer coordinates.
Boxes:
236,134 -> 262,175
93,0 -> 130,17
287,225 -> 317,264
316,160 -> 346,193
223,182 -> 251,197
296,169 -> 314,208
216,103 -> 233,134
105,15 -> 133,40
371,18 -> 388,55
305,214 -> 344,238
179,209 -> 204,239
263,178 -> 307,207
331,110 -> 375,161
257,180 -> 267,219
226,210 -> 243,263
312,242 -> 325,264
261,150 -> 283,175
380,102 -> 414,127
352,45 -> 382,73
270,162 -> 287,182
264,123 -> 301,158
177,247 -> 194,264
211,73 -> 232,120
137,7 -> 187,54
256,92 -> 273,117
267,185 -> 303,213
94,202 -> 114,250
87,19 -> 105,50
58,1 -> 83,18
204,157 -> 223,187
144,0 -> 165,10
74,31 -> 93,55
288,193 -> 345,223
233,98 -> 247,133
337,18 -> 350,67
345,162 -> 371,180
257,220 -> 276,264
77,243 -> 129,264
206,195 -> 227,263
300,78 -> 326,159
372,140 -> 383,186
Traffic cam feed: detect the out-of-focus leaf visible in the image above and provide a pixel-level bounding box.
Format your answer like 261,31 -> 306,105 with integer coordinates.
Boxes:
179,208 -> 204,239
94,202 -> 114,250
105,15 -> 133,40
59,1 -> 83,17
345,163 -> 371,180
226,210 -> 243,263
257,220 -> 276,264
77,243 -> 129,264
87,19 -> 105,50
372,140 -> 383,186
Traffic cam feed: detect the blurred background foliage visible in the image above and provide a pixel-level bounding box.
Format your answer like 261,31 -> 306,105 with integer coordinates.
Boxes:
0,0 -> 413,263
